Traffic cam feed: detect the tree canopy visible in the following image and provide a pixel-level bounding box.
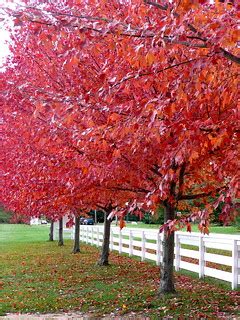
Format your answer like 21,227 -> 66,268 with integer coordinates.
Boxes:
0,0 -> 239,293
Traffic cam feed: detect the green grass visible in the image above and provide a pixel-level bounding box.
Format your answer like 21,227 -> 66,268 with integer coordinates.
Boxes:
125,222 -> 240,234
0,224 -> 239,319
0,224 -> 49,246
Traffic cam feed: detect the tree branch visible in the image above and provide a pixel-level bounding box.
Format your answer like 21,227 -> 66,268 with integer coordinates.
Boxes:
17,4 -> 240,64
177,162 -> 186,200
106,186 -> 150,194
96,203 -> 116,212
144,0 -> 168,10
150,164 -> 163,177
178,187 -> 225,200
144,0 -> 240,65
220,48 -> 240,65
25,52 -> 65,89
27,18 -> 207,47
112,58 -> 198,88
71,146 -> 84,155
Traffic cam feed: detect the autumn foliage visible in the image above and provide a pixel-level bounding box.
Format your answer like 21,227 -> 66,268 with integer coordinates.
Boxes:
0,0 -> 239,293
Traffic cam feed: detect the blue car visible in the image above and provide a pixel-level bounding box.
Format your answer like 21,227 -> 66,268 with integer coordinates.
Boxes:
83,218 -> 94,225
80,217 -> 85,225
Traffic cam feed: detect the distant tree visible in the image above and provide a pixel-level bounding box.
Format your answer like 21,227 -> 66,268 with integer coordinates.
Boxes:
0,207 -> 12,224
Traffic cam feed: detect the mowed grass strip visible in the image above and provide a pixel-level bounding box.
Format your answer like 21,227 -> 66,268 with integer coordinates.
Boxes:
125,222 -> 240,234
0,224 -> 239,319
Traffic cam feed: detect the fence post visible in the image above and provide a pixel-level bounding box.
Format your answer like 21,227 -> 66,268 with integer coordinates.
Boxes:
119,230 -> 122,254
88,227 -> 90,244
89,227 -> 92,244
129,230 -> 133,257
199,235 -> 205,278
175,233 -> 180,271
110,228 -> 113,251
232,239 -> 238,290
91,227 -> 94,245
97,227 -> 100,247
53,228 -> 58,241
82,226 -> 86,242
71,227 -> 74,240
141,231 -> 146,262
84,226 -> 88,243
86,226 -> 90,244
156,233 -> 161,265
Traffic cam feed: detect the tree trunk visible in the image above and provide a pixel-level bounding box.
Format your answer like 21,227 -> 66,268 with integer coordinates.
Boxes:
72,215 -> 80,253
98,211 -> 112,266
49,220 -> 54,241
58,217 -> 64,246
94,210 -> 97,224
159,201 -> 176,294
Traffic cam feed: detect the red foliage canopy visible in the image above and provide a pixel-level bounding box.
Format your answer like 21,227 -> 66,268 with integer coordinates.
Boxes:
0,0 -> 239,232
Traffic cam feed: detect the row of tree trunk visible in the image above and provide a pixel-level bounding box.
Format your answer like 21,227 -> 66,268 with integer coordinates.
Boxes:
50,214 -> 110,265
49,204 -> 175,294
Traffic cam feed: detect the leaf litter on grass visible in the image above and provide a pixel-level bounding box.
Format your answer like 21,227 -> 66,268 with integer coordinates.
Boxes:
0,240 -> 239,319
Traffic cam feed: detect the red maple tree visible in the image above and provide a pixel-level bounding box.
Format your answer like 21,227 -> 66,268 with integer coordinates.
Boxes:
1,0 -> 239,294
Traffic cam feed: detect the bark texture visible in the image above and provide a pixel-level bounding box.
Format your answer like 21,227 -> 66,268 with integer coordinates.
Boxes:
58,217 -> 64,246
160,201 -> 176,294
98,210 -> 112,266
72,215 -> 80,253
49,220 -> 54,241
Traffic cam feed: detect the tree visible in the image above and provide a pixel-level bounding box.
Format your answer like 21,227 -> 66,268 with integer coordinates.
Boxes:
49,220 -> 54,241
97,206 -> 113,266
58,217 -> 64,246
1,0 -> 238,294
72,215 -> 80,253
0,207 -> 12,224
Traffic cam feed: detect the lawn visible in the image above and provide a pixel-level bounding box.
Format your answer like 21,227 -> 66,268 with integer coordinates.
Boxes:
0,224 -> 239,319
125,222 -> 240,234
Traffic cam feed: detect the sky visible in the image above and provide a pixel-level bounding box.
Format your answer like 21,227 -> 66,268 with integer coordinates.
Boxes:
0,0 -> 20,67
0,29 -> 10,66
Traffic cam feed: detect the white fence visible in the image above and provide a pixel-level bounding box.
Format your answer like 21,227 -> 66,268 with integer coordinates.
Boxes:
55,225 -> 240,289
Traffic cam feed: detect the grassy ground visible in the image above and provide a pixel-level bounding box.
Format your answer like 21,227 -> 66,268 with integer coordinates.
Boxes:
125,222 -> 240,234
0,224 -> 239,319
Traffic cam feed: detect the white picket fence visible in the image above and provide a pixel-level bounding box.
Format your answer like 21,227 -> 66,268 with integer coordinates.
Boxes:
55,225 -> 240,289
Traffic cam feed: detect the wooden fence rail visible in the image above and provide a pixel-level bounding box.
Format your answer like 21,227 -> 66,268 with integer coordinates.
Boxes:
54,225 -> 240,289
